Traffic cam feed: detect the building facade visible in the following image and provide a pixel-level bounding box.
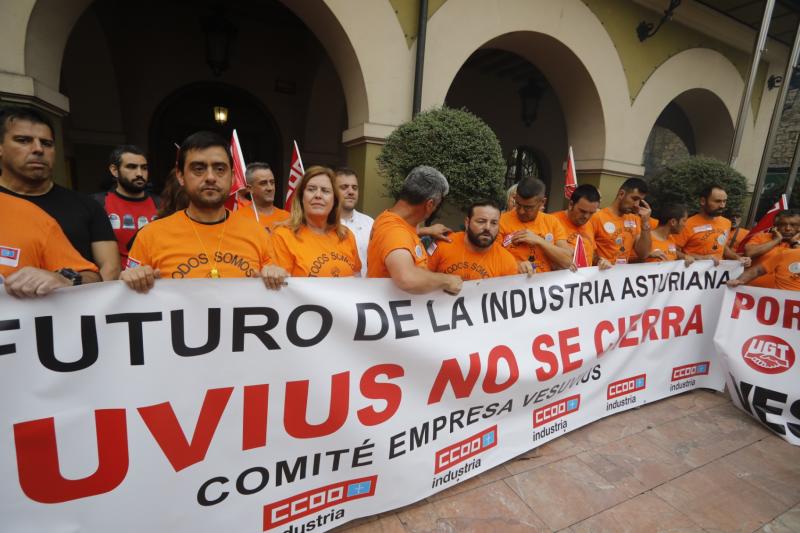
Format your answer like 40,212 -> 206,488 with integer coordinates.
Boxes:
0,0 -> 790,214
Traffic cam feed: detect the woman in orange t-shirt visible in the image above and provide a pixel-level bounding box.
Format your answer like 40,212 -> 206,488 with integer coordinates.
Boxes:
268,166 -> 361,279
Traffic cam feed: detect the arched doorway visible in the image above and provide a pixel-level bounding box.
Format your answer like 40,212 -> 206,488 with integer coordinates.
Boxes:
148,82 -> 282,195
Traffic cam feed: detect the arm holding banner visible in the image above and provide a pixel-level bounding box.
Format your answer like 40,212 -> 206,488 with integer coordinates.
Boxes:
385,248 -> 462,294
726,264 -> 766,287
744,230 -> 781,258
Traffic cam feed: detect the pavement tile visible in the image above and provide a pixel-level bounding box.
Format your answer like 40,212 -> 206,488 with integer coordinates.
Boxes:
561,408 -> 649,451
758,503 -> 800,533
398,480 -> 549,532
641,401 -> 770,467
504,435 -> 586,475
717,436 -> 800,507
505,455 -> 633,530
578,431 -> 693,492
335,513 -> 405,532
652,459 -> 790,532
426,464 -> 511,502
569,492 -> 704,533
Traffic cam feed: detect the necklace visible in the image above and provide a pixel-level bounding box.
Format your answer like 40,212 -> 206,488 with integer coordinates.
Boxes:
185,210 -> 228,278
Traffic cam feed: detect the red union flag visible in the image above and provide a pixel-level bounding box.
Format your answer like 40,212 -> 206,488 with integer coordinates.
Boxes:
573,234 -> 589,268
736,194 -> 788,253
226,130 -> 248,211
284,140 -> 305,209
564,146 -> 577,200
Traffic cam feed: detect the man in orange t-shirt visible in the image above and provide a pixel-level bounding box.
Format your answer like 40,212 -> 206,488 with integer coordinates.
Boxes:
122,131 -> 284,292
429,199 -> 518,280
367,165 -> 462,294
499,177 -> 571,273
590,177 -> 652,264
729,245 -> 800,291
646,203 -> 693,265
1,192 -> 100,297
552,184 -> 612,269
232,162 -> 290,231
674,185 -> 750,268
743,210 -> 800,287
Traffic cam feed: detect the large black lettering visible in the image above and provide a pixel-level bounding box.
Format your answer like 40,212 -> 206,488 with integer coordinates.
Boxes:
105,313 -> 163,365
287,305 -> 332,347
354,303 -> 389,341
35,316 -> 98,372
0,318 -> 20,356
232,308 -> 280,351
171,309 -> 221,357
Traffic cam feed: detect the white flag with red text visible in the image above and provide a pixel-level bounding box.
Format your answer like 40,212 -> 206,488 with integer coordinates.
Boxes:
285,141 -> 304,209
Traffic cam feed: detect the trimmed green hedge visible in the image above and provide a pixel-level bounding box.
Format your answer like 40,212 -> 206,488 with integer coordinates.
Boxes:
377,106 -> 506,212
648,156 -> 748,218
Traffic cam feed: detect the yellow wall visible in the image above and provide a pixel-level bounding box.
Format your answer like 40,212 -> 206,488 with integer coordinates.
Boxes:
347,142 -> 393,217
582,0 -> 767,116
389,0 -> 448,47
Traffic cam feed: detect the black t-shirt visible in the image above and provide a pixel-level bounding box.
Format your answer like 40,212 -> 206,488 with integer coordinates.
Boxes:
0,184 -> 115,262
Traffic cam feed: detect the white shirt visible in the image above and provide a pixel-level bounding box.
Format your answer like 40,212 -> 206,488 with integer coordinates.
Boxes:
341,209 -> 374,277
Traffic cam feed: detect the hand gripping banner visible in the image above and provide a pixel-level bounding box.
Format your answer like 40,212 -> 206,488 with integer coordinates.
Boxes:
0,262 -> 739,532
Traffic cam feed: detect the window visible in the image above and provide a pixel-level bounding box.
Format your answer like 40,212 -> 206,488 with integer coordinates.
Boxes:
505,146 -> 541,189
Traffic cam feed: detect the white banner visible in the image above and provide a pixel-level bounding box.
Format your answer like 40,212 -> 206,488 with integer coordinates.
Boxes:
714,286 -> 800,446
0,262 -> 738,532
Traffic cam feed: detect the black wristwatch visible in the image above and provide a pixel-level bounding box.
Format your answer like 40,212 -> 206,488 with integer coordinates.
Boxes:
56,268 -> 82,286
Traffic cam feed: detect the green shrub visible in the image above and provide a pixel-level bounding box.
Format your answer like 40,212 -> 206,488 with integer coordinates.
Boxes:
648,156 -> 748,218
376,106 -> 506,212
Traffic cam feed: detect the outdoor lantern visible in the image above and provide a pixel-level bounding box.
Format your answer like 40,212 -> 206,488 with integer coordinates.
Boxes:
519,78 -> 544,127
213,106 -> 228,125
203,8 -> 237,76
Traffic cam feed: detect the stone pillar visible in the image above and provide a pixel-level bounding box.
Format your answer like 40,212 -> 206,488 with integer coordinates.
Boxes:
342,122 -> 398,217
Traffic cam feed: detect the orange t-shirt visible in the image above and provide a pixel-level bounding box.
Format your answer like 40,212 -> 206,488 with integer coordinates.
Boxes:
427,232 -> 518,280
0,193 -> 98,276
760,247 -> 800,291
746,231 -> 790,288
498,211 -> 568,272
127,210 -> 273,279
675,214 -> 731,259
590,208 -> 641,264
645,232 -> 679,263
271,225 -> 360,277
232,204 -> 290,232
552,210 -> 595,267
367,210 -> 427,278
728,227 -> 749,250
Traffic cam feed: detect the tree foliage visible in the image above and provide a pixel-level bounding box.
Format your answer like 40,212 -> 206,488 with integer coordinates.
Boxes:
648,156 -> 748,218
376,106 -> 506,211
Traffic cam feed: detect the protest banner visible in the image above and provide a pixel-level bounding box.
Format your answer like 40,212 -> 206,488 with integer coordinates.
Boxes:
0,261 -> 737,532
714,286 -> 800,446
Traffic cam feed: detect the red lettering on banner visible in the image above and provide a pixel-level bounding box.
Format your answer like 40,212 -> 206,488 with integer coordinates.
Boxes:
661,306 -> 684,339
559,327 -> 582,373
284,372 -> 349,438
138,387 -> 233,472
593,305 -> 703,356
427,353 -> 480,404
14,409 -> 129,503
483,345 -> 519,393
532,334 -> 558,380
357,364 -> 404,425
757,296 -> 780,325
731,292 -> 755,319
243,384 -> 269,450
594,320 -> 614,356
684,305 -> 703,335
618,314 -> 641,348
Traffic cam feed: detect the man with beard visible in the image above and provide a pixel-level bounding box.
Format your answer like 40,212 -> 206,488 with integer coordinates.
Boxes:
335,167 -> 373,277
675,184 -> 750,267
499,177 -> 572,274
121,131 -> 284,292
367,165 -> 462,295
552,184 -> 612,269
92,145 -> 159,263
232,162 -> 290,232
590,177 -> 652,265
0,106 -> 119,280
742,209 -> 800,287
728,210 -> 800,291
428,199 -> 518,280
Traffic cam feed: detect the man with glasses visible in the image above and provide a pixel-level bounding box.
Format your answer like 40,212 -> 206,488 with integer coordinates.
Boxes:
498,177 -> 572,274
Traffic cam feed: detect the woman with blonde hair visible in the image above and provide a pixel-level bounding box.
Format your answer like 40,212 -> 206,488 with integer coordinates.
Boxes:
267,166 -> 361,280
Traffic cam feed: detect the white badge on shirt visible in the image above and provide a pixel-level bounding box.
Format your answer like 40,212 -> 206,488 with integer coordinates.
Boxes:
693,224 -> 713,233
0,246 -> 20,268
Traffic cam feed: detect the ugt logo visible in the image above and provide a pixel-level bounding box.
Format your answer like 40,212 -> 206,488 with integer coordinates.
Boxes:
741,335 -> 795,375
533,395 -> 580,428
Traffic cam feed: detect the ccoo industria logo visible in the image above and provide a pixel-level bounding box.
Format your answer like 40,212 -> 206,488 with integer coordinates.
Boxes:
671,361 -> 709,381
741,335 -> 795,375
533,395 -> 580,428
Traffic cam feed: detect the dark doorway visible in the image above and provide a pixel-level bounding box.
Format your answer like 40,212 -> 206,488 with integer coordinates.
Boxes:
149,82 -> 282,196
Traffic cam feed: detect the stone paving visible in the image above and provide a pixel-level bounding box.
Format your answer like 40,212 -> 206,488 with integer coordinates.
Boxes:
334,389 -> 800,533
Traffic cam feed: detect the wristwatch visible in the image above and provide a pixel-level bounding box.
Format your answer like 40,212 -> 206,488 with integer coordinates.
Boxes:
56,268 -> 82,286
